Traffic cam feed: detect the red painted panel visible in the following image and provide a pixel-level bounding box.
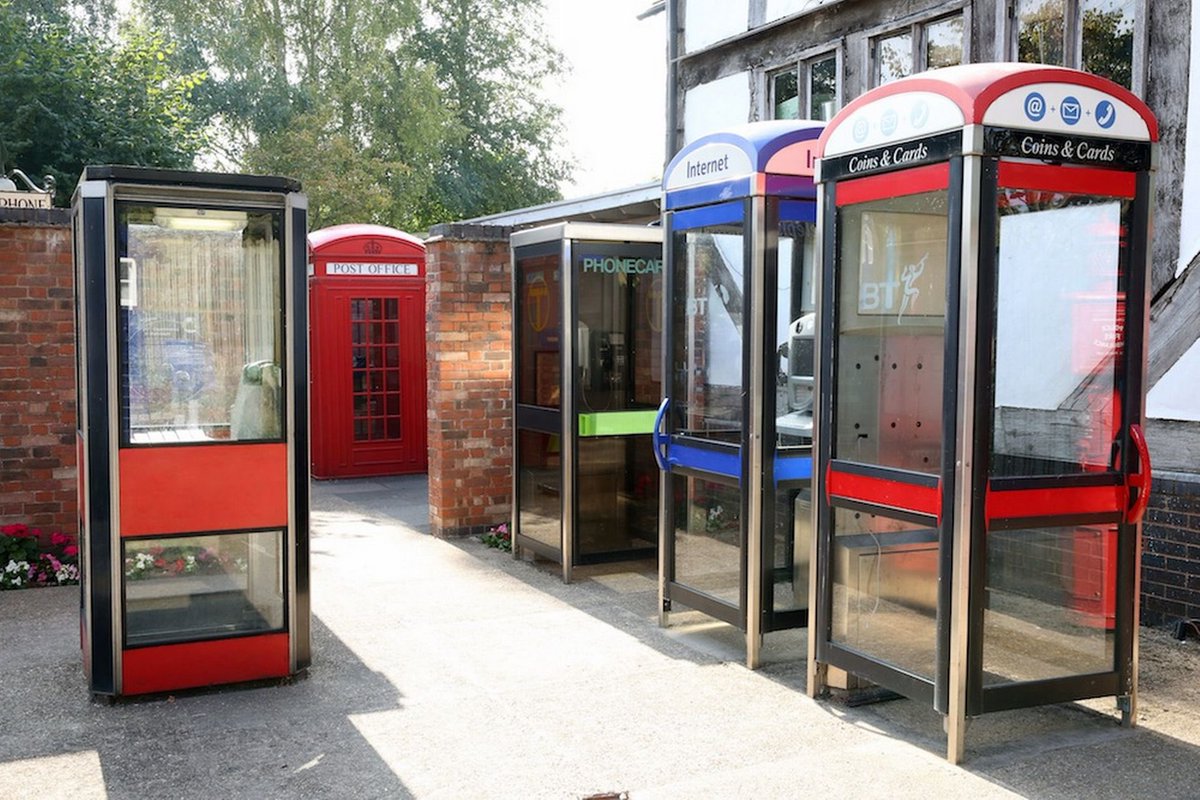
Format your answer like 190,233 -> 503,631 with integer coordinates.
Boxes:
985,483 -> 1126,522
836,163 -> 951,207
827,468 -> 942,521
122,633 -> 290,695
997,162 -> 1136,198
119,444 -> 288,536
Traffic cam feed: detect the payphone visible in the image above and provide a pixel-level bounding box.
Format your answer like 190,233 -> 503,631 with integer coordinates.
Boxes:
656,120 -> 823,666
808,64 -> 1157,761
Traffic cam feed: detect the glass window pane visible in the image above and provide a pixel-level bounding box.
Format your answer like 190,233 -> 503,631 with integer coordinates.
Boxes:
123,530 -> 284,647
1016,0 -> 1066,65
673,475 -> 741,605
830,507 -> 938,679
876,31 -> 913,85
834,191 -> 948,473
384,298 -> 399,319
984,524 -> 1116,684
575,243 -> 662,412
771,485 -> 811,614
1082,0 -> 1135,89
518,430 -> 561,553
670,221 -> 745,444
776,211 -> 817,448
808,55 -> 837,120
773,68 -> 800,120
925,14 -> 964,70
992,189 -> 1129,477
576,437 -> 657,558
516,252 -> 562,408
117,204 -> 283,444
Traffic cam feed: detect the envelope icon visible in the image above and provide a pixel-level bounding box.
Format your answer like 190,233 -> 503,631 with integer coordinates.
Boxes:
1062,101 -> 1081,120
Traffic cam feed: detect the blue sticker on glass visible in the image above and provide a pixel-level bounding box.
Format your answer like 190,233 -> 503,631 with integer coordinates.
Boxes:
1060,95 -> 1082,126
1095,100 -> 1116,129
1024,92 -> 1047,122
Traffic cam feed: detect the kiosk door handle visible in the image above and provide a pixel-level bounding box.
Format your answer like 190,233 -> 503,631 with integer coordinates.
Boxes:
1126,423 -> 1152,524
653,397 -> 670,472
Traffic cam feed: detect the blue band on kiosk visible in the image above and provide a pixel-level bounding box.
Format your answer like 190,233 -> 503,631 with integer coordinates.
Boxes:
665,179 -> 753,212
779,199 -> 817,223
774,453 -> 813,482
668,442 -> 741,480
671,200 -> 745,231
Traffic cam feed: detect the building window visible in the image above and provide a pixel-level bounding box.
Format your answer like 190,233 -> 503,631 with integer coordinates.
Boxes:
770,51 -> 840,122
1010,0 -> 1137,90
871,13 -> 965,87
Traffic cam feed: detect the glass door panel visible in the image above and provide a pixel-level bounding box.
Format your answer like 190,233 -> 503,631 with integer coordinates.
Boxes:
672,474 -> 742,605
670,205 -> 745,447
827,182 -> 950,678
982,168 -> 1135,694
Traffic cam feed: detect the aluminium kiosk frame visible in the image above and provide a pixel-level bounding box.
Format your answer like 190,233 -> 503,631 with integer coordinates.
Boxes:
807,64 -> 1157,761
657,121 -> 824,667
74,166 -> 310,697
511,223 -> 663,583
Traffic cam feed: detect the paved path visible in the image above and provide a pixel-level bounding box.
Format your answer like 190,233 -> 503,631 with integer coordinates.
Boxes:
2,474 -> 1200,798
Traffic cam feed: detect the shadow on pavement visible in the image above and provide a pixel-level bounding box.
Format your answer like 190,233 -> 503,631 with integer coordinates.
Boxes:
0,585 -> 413,799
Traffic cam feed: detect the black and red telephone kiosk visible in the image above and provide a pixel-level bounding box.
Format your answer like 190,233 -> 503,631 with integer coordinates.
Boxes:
73,167 -> 310,697
807,64 -> 1157,761
309,224 -> 427,479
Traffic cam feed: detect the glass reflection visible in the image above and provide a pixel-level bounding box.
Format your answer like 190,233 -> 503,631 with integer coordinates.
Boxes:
673,475 -> 742,605
670,221 -> 745,444
517,429 -> 561,553
1082,0 -> 1135,88
991,190 -> 1129,477
983,525 -> 1115,684
1016,0 -> 1066,65
830,507 -> 938,679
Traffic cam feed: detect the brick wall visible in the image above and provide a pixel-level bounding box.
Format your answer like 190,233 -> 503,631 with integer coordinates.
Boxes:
0,208 -> 77,541
424,223 -> 513,537
1141,472 -> 1200,627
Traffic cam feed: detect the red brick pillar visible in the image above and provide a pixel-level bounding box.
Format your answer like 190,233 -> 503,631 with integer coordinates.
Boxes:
0,208 -> 78,539
425,224 -> 513,537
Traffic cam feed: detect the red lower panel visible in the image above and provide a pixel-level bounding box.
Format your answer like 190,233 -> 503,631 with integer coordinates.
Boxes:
122,633 -> 290,695
119,444 -> 289,536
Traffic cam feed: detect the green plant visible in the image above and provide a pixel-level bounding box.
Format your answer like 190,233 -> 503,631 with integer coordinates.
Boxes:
480,522 -> 511,553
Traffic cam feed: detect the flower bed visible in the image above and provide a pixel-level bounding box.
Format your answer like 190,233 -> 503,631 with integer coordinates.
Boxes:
1,523 -> 79,590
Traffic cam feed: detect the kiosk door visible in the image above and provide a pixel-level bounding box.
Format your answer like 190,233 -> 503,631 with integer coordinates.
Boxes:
819,164 -> 957,705
970,160 -> 1148,715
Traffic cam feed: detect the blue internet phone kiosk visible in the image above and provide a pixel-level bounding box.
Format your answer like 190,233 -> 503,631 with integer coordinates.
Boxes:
808,64 -> 1157,761
656,121 -> 823,667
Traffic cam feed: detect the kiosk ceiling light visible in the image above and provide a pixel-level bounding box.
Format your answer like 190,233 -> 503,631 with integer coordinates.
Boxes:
153,207 -> 248,232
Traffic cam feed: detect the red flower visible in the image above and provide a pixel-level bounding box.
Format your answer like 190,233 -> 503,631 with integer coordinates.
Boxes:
51,532 -> 71,546
64,545 -> 79,557
172,559 -> 186,573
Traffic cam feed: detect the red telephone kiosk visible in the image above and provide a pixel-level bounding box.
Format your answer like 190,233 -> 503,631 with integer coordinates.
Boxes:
309,224 -> 428,478
807,64 -> 1156,761
73,167 -> 310,697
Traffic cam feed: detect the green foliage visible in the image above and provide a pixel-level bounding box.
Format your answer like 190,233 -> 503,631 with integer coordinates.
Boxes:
0,1 -> 208,204
137,0 -> 570,230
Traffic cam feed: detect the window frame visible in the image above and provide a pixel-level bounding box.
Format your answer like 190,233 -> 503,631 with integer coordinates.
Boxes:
765,45 -> 844,122
867,7 -> 971,89
1002,0 -> 1148,95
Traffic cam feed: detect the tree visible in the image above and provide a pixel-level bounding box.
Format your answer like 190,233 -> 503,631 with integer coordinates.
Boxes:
0,2 -> 207,204
137,0 -> 571,231
411,0 -> 571,224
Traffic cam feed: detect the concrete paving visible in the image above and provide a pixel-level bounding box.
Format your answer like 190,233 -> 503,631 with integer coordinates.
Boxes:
3,474 -> 1200,799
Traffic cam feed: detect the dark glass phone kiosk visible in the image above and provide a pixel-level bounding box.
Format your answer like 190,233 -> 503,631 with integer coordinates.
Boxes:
73,167 -> 310,697
511,223 -> 663,583
808,65 -> 1157,761
656,121 -> 823,667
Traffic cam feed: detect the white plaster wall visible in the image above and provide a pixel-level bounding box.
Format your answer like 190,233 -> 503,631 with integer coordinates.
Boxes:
1148,338 -> 1200,421
765,0 -> 844,24
684,0 -> 747,52
1175,0 -> 1200,278
683,73 -> 752,144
